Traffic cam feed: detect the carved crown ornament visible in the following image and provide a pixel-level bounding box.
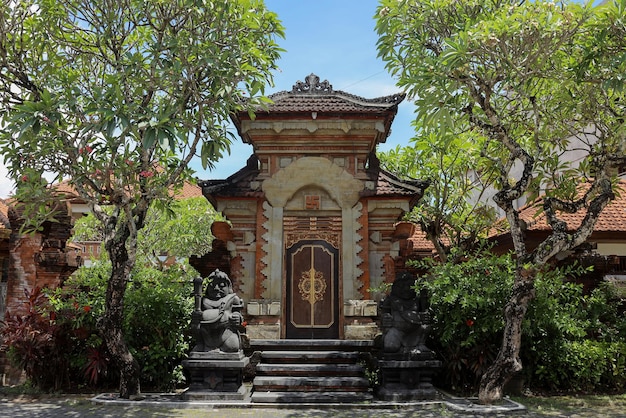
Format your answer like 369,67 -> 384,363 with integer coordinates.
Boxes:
292,73 -> 333,94
282,73 -> 405,106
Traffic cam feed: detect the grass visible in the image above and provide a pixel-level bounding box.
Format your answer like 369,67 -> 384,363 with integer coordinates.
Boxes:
512,393 -> 626,416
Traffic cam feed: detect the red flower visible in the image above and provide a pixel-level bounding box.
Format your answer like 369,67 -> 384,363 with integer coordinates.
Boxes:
83,305 -> 91,313
466,319 -> 475,327
21,175 -> 28,182
79,145 -> 93,155
139,170 -> 154,178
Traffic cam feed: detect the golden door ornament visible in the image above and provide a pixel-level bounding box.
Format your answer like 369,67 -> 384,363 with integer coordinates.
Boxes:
297,248 -> 327,312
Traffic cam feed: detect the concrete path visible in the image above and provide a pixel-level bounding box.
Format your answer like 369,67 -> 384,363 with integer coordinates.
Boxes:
0,400 -> 531,418
0,393 -> 538,418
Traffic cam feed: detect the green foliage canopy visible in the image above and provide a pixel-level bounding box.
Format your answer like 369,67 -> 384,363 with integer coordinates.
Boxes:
376,0 -> 626,264
72,196 -> 222,266
0,0 -> 283,397
0,0 -> 283,228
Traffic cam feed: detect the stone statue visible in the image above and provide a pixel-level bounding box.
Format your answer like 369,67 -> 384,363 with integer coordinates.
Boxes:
192,269 -> 244,353
376,272 -> 441,400
380,272 -> 431,358
184,269 -> 249,398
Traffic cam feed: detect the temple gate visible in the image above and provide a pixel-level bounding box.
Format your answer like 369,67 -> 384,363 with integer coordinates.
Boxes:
193,74 -> 427,340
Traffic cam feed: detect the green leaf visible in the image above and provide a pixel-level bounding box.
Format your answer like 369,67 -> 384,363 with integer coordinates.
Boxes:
143,127 -> 156,149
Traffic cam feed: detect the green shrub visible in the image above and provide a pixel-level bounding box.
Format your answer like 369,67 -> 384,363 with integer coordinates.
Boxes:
524,278 -> 626,392
413,249 -> 626,394
122,264 -> 193,390
413,250 -> 513,392
1,258 -> 196,392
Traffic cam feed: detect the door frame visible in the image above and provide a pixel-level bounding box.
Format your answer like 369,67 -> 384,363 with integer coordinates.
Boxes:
283,239 -> 341,339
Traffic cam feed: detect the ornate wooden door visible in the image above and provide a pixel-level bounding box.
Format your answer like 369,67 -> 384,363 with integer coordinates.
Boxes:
285,240 -> 339,339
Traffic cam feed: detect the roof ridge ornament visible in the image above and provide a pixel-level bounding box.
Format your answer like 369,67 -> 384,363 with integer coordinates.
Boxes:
292,73 -> 333,94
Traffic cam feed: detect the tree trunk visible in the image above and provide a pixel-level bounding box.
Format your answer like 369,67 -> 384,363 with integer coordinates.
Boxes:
478,269 -> 535,404
99,229 -> 141,399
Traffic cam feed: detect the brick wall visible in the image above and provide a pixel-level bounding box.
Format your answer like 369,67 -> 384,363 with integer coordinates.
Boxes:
5,203 -> 80,315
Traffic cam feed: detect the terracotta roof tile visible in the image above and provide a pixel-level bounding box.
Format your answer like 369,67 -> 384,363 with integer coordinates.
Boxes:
262,92 -> 405,114
51,178 -> 202,201
369,169 -> 428,197
257,74 -> 405,114
408,229 -> 436,253
170,181 -> 202,199
495,180 -> 626,234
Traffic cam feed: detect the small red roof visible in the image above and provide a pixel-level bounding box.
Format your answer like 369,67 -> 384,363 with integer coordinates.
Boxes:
52,178 -> 202,201
408,229 -> 436,254
504,180 -> 626,234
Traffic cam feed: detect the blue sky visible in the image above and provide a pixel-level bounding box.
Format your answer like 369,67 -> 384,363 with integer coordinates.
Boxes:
192,0 -> 415,180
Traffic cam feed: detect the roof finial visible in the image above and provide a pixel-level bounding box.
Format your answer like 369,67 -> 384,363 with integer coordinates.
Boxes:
292,73 -> 333,94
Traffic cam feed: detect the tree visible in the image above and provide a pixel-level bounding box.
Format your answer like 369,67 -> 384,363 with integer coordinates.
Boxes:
73,196 -> 223,269
376,0 -> 626,403
379,133 -> 497,263
0,0 -> 283,398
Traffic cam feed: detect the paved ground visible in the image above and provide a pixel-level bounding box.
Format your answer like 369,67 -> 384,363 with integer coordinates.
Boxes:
2,393 -> 624,417
0,400 -> 520,418
0,394 -> 543,418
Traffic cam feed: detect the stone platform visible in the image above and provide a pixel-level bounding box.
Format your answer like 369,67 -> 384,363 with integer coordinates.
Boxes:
182,351 -> 249,400
91,388 -> 529,415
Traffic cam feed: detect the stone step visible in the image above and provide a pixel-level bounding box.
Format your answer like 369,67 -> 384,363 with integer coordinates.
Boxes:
255,363 -> 365,376
259,350 -> 362,363
250,341 -> 376,404
250,390 -> 374,404
253,376 -> 370,392
251,339 -> 374,352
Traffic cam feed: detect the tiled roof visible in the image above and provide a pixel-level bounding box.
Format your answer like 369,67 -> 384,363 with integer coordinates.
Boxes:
172,181 -> 203,199
368,169 -> 428,197
52,178 -> 202,201
198,156 -> 264,203
53,182 -> 80,198
257,74 -> 405,114
262,91 -> 405,114
502,180 -> 626,234
199,156 -> 428,201
408,229 -> 436,253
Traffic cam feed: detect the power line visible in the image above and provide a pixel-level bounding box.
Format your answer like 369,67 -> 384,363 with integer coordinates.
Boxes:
339,70 -> 386,90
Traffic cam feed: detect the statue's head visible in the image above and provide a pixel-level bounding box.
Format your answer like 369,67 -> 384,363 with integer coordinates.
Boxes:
391,272 -> 417,299
205,269 -> 233,300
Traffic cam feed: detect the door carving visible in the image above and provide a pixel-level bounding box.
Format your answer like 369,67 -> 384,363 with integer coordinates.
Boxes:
285,240 -> 339,339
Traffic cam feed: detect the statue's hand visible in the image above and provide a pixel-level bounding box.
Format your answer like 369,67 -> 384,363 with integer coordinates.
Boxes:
229,312 -> 243,326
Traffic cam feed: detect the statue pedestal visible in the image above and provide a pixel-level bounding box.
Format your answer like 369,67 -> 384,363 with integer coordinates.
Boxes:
376,354 -> 441,401
182,351 -> 249,400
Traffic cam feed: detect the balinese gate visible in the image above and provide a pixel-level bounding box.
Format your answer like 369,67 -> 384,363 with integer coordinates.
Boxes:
285,240 -> 339,339
197,74 -> 428,340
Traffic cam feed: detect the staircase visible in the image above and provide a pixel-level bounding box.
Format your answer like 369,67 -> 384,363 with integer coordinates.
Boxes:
250,339 -> 375,403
